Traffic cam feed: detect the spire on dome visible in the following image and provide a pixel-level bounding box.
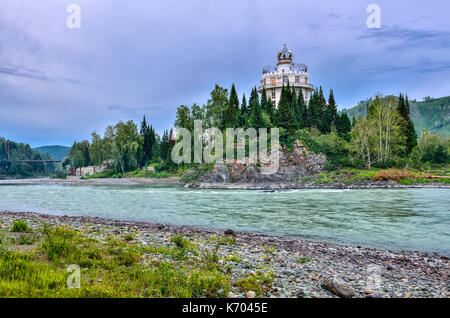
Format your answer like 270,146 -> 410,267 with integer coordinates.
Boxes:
277,44 -> 293,65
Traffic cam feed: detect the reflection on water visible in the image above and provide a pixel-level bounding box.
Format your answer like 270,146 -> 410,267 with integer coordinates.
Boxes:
0,184 -> 449,254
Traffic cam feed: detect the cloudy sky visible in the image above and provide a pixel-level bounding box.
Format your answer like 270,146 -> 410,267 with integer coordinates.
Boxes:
1,0 -> 449,147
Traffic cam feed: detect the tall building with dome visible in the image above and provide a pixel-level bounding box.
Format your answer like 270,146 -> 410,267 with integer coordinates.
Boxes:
258,44 -> 314,108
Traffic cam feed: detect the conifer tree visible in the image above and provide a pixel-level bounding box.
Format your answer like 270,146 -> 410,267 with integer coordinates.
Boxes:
248,87 -> 264,129
240,94 -> 249,127
261,87 -> 268,114
308,89 -> 319,129
317,86 -> 329,133
140,115 -> 154,165
224,84 -> 240,128
328,89 -> 338,123
275,85 -> 297,135
297,89 -> 306,129
248,87 -> 259,115
319,89 -> 337,133
290,88 -> 300,129
266,98 -> 275,123
336,112 -> 352,136
140,115 -> 148,136
397,94 -> 418,154
160,130 -> 170,161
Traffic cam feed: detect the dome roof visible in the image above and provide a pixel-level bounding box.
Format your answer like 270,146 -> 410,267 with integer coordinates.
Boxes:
277,44 -> 293,64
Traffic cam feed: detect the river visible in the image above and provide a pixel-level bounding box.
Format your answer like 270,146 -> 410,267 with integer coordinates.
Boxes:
0,184 -> 449,255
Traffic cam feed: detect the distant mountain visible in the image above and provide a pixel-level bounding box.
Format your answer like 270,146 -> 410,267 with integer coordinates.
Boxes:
342,96 -> 450,136
33,145 -> 70,160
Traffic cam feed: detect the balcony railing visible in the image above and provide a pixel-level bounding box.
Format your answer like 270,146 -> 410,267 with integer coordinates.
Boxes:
258,82 -> 314,91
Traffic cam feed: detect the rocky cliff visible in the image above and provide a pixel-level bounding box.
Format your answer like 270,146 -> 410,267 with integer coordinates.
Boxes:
191,140 -> 327,189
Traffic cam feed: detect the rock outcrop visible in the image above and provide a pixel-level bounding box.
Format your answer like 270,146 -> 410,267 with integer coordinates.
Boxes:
321,275 -> 355,298
192,140 -> 326,187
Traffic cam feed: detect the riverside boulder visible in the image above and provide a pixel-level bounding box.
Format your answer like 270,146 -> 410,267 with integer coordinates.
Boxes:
321,275 -> 355,298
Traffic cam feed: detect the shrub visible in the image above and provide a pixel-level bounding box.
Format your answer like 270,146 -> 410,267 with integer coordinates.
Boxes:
235,271 -> 275,296
17,234 -> 36,245
297,256 -> 311,263
114,248 -> 141,266
41,226 -> 76,261
11,220 -> 31,233
372,169 -> 418,182
170,234 -> 188,249
124,233 -> 135,242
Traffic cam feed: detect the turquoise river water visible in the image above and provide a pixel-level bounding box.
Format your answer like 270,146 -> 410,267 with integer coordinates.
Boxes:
0,184 -> 449,255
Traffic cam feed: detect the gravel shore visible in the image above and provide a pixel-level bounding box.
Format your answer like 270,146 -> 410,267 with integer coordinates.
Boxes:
1,177 -> 448,190
0,177 -> 180,186
1,211 -> 448,298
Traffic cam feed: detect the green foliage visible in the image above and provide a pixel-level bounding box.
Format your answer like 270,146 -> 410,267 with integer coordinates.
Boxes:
0,137 -> 53,177
68,140 -> 92,169
11,220 -> 31,233
397,94 -> 418,154
239,94 -> 249,127
170,234 -> 189,249
235,271 -> 275,297
350,96 -> 405,169
295,129 -> 351,167
296,256 -> 311,263
345,95 -> 450,137
248,87 -> 265,129
206,84 -> 229,130
0,224 -> 245,298
275,85 -> 297,139
41,226 -> 77,262
224,84 -> 240,128
12,234 -> 37,245
418,130 -> 449,164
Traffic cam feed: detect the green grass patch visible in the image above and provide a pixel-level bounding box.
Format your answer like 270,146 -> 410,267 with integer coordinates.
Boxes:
235,270 -> 275,297
11,220 -> 31,233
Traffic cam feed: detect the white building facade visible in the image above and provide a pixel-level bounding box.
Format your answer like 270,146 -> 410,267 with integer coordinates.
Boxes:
258,44 -> 314,108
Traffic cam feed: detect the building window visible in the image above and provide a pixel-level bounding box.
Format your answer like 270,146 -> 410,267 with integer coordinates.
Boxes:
283,76 -> 288,83
295,76 -> 300,83
271,77 -> 275,86
271,89 -> 275,99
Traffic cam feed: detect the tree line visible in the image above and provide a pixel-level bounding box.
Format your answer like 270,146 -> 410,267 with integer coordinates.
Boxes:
175,83 -> 352,142
65,83 -> 448,174
63,118 -> 174,173
0,137 -> 55,176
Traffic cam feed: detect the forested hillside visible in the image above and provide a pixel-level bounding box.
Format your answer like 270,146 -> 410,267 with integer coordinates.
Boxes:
33,145 -> 70,160
0,137 -> 56,177
344,96 -> 450,136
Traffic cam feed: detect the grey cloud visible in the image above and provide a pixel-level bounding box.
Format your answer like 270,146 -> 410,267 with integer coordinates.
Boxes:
0,66 -> 52,81
0,65 -> 83,85
358,25 -> 450,48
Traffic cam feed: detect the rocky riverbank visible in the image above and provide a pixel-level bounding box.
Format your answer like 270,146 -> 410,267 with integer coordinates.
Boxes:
0,176 -> 180,186
189,180 -> 450,190
1,211 -> 448,298
187,141 -> 449,190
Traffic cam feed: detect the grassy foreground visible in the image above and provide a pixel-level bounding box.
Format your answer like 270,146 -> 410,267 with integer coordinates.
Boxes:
0,221 -> 273,298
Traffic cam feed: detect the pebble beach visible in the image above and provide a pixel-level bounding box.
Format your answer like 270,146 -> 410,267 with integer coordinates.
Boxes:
1,210 -> 448,298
